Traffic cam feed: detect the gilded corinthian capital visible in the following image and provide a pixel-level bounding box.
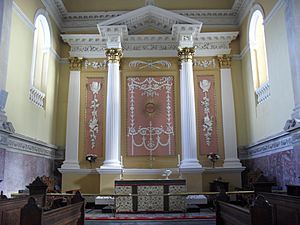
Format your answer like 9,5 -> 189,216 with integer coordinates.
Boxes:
218,55 -> 232,69
178,47 -> 195,62
69,57 -> 83,70
105,48 -> 123,63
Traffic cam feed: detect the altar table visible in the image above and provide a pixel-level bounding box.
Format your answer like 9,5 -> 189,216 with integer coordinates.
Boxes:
114,179 -> 186,212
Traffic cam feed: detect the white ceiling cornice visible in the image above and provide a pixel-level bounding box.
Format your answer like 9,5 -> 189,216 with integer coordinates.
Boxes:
61,31 -> 238,58
43,0 -> 252,32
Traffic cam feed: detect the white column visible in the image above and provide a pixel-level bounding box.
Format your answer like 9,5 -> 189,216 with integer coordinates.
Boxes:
284,0 -> 300,122
0,0 -> 13,128
178,47 -> 202,169
218,55 -> 242,168
61,58 -> 83,170
101,48 -> 123,170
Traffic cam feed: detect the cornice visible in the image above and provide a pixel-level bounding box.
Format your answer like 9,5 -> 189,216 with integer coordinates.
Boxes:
239,129 -> 300,160
61,31 -> 238,58
0,131 -> 58,159
42,0 -> 248,32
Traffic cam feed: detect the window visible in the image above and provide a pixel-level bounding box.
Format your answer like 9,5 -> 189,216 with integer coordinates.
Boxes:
249,7 -> 270,104
29,10 -> 51,108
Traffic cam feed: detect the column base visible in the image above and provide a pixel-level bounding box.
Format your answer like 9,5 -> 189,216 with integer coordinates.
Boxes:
100,159 -> 122,170
180,159 -> 202,169
223,158 -> 242,168
61,161 -> 80,170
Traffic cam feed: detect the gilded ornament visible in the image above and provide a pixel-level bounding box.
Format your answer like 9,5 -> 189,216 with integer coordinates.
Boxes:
105,48 -> 123,63
68,57 -> 83,70
177,47 -> 195,62
218,55 -> 232,68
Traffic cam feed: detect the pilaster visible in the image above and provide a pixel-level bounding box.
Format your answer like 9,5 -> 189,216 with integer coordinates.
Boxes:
0,0 -> 13,132
61,57 -> 83,170
284,0 -> 300,130
218,55 -> 242,168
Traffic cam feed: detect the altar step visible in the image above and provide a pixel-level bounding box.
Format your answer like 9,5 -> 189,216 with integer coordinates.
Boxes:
85,209 -> 216,225
86,220 -> 216,225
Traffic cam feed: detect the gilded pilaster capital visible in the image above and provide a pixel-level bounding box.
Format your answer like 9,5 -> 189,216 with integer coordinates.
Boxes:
218,55 -> 232,69
105,48 -> 123,63
69,57 -> 83,71
178,47 -> 195,62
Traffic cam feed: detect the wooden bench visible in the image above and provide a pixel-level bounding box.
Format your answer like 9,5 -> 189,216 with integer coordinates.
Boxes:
0,195 -> 44,225
260,192 -> 300,225
216,195 -> 273,225
20,191 -> 85,225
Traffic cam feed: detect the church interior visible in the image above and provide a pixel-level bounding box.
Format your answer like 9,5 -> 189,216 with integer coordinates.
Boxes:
0,0 -> 300,224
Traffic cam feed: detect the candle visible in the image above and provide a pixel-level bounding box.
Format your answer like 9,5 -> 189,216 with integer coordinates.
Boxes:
121,155 -> 123,167
177,154 -> 181,165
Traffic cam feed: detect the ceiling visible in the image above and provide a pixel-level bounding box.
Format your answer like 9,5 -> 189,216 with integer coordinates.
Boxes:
43,0 -> 249,32
62,0 -> 236,12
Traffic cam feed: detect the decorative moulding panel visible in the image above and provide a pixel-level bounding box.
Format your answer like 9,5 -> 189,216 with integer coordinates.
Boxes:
84,78 -> 105,157
195,76 -> 218,155
239,129 -> 300,160
0,131 -> 57,159
126,76 -> 176,157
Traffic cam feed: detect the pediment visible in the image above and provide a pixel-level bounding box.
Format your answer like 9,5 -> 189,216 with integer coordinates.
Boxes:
98,5 -> 202,34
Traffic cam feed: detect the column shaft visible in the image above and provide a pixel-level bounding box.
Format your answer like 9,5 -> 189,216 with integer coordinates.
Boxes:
101,48 -> 122,170
178,48 -> 202,169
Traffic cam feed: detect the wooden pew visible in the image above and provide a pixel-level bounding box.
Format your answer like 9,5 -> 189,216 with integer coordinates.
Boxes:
260,192 -> 300,225
0,176 -> 50,225
0,195 -> 44,225
216,195 -> 273,225
20,191 -> 85,225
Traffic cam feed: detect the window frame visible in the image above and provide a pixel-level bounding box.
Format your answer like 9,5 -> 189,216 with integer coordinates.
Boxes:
29,9 -> 52,109
248,5 -> 270,104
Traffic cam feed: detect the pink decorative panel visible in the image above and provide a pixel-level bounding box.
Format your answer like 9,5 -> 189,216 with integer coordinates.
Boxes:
196,76 -> 218,155
85,78 -> 105,157
126,76 -> 176,156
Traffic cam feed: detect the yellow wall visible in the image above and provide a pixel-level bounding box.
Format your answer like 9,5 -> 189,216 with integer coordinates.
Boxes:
237,1 -> 294,144
6,1 -> 62,145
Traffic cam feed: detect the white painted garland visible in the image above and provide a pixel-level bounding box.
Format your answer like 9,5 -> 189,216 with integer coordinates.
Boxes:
193,59 -> 216,69
88,82 -> 101,149
129,60 -> 171,70
128,77 -> 174,155
199,80 -> 213,146
84,60 -> 107,69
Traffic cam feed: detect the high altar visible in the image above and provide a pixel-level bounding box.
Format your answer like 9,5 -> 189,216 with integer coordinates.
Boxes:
58,3 -> 245,194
